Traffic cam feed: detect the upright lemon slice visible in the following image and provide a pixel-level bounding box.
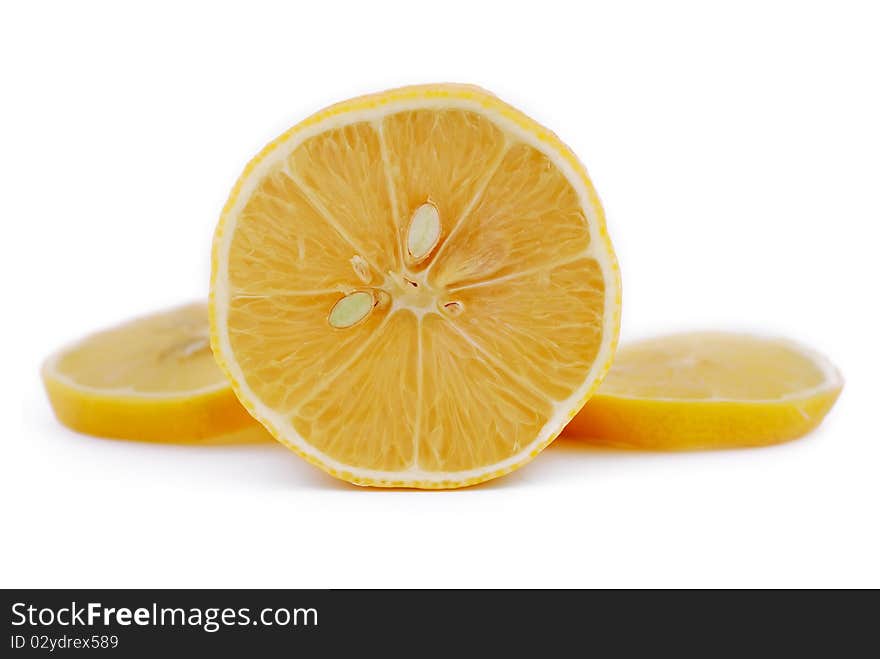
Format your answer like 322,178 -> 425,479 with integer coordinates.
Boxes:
210,84 -> 621,488
42,303 -> 265,443
564,332 -> 843,450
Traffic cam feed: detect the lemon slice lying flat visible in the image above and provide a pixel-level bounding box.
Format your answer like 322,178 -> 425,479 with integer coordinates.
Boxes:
42,303 -> 265,443
210,84 -> 621,488
563,332 -> 843,450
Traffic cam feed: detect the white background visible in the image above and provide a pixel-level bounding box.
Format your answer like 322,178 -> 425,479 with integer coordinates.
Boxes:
3,1 -> 878,588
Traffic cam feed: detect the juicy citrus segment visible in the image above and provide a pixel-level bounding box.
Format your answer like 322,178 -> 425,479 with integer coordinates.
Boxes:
418,314 -> 553,474
232,168 -> 363,293
295,310 -> 419,473
381,109 -> 507,263
563,332 -> 843,450
210,84 -> 621,488
449,257 -> 605,401
287,123 -> 398,275
430,142 -> 591,290
226,292 -> 386,414
42,303 -> 268,443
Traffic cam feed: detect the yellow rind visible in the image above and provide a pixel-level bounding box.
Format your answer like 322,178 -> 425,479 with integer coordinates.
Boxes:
42,365 -> 266,444
564,337 -> 843,451
209,83 -> 621,488
565,387 -> 841,450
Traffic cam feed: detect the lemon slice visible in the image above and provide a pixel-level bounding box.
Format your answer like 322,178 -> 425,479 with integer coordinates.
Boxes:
564,332 -> 843,450
210,84 -> 621,488
42,303 -> 266,443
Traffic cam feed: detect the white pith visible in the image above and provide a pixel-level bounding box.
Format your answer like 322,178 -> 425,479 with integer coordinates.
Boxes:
212,92 -> 621,485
